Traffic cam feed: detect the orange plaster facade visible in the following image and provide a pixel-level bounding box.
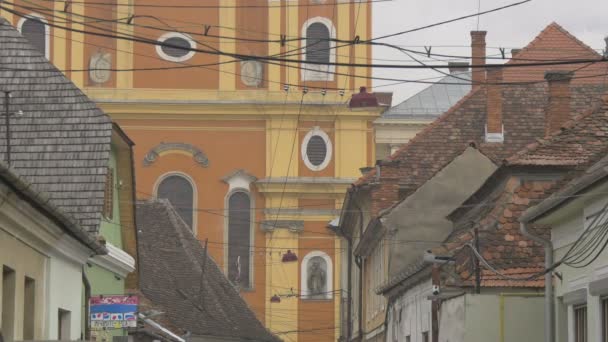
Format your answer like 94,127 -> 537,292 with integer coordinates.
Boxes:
1,1 -> 378,340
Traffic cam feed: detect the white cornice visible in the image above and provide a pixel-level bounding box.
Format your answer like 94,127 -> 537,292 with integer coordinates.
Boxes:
90,242 -> 136,277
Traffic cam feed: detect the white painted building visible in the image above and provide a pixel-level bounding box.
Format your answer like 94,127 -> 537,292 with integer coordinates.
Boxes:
523,155 -> 608,342
0,165 -> 106,341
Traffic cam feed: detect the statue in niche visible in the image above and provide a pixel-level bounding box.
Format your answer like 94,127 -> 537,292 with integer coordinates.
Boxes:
307,256 -> 327,298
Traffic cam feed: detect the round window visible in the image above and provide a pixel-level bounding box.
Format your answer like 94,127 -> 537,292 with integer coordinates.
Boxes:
156,33 -> 196,62
301,128 -> 332,171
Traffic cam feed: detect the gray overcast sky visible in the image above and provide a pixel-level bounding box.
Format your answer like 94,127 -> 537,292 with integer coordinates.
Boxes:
372,0 -> 608,104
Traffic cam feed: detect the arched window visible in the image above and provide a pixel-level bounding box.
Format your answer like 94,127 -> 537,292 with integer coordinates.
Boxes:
156,174 -> 194,230
301,251 -> 333,300
18,15 -> 49,59
227,191 -> 251,288
302,17 -> 336,81
305,23 -> 330,64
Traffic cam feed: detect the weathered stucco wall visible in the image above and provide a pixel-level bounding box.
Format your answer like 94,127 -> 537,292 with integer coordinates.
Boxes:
439,292 -> 544,342
384,147 -> 497,276
386,279 -> 433,342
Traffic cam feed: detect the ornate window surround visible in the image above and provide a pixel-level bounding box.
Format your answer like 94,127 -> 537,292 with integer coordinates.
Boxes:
156,32 -> 197,63
153,171 -> 198,235
301,17 -> 336,82
17,13 -> 50,60
301,127 -> 333,171
301,251 -> 333,300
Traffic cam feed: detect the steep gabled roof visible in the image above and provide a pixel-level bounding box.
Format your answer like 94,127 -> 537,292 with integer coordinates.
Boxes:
503,22 -> 606,84
0,19 -> 112,232
136,200 -> 281,342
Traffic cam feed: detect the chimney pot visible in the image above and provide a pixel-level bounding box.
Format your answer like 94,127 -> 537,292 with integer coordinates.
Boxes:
485,68 -> 504,143
511,48 -> 522,57
471,31 -> 487,89
544,71 -> 574,136
448,62 -> 469,74
603,36 -> 608,57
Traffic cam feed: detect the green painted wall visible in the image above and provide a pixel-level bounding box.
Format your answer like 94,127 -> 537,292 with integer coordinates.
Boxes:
99,146 -> 122,248
84,146 -> 128,338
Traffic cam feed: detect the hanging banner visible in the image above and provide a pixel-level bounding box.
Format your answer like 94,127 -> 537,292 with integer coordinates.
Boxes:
90,295 -> 138,329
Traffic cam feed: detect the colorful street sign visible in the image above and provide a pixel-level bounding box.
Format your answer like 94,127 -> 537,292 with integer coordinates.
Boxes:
90,295 -> 138,329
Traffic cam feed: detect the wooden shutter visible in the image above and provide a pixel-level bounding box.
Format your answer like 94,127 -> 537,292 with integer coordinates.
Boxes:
21,18 -> 46,57
305,23 -> 330,64
103,168 -> 114,219
575,304 -> 587,342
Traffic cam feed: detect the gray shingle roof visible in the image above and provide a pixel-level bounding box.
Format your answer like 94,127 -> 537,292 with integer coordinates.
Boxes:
381,72 -> 471,119
136,199 -> 281,342
0,161 -> 106,254
0,19 -> 112,233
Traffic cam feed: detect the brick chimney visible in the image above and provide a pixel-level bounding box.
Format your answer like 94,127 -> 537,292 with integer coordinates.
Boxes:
545,71 -> 573,136
485,68 -> 504,143
471,31 -> 487,88
511,48 -> 522,58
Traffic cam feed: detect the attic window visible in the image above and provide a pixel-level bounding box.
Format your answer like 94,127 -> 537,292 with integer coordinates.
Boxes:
156,33 -> 196,62
302,128 -> 332,171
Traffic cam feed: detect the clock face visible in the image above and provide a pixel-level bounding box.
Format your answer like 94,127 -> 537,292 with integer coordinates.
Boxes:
240,61 -> 262,87
89,52 -> 111,84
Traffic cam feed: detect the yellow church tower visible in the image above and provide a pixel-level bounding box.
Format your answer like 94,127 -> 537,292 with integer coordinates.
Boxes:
1,1 -> 380,340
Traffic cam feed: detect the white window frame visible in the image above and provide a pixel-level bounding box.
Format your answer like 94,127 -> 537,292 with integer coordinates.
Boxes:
153,171 -> 198,234
301,251 -> 333,300
17,13 -> 50,60
301,127 -> 333,172
301,17 -> 336,82
156,32 -> 196,62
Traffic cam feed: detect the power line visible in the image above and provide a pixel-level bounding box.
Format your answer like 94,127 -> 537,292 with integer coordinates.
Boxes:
35,0 -> 390,9
7,3 -> 604,71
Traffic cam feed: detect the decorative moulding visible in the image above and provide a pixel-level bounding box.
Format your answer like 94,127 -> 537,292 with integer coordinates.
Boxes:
260,220 -> 304,233
89,51 -> 112,84
240,60 -> 264,87
222,169 -> 257,192
143,142 -> 209,167
90,242 -> 136,278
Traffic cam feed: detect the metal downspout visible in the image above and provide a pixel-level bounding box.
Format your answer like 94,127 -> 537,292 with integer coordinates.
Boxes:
82,266 -> 92,341
520,222 -> 554,342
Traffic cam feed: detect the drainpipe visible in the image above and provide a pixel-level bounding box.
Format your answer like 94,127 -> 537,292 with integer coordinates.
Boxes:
520,222 -> 554,342
346,237 -> 353,341
82,266 -> 92,341
353,200 -> 365,341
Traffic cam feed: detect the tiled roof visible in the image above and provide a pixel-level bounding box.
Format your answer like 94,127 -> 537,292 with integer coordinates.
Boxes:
355,22 -> 608,196
503,22 -> 607,85
507,97 -> 608,167
136,200 -> 281,342
0,19 -> 112,233
380,72 -> 471,119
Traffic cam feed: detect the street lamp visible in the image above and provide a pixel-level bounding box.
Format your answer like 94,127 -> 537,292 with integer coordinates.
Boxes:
2,91 -> 24,165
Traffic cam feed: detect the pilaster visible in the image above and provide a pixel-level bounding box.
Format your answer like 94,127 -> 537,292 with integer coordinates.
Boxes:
219,0 -> 236,91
